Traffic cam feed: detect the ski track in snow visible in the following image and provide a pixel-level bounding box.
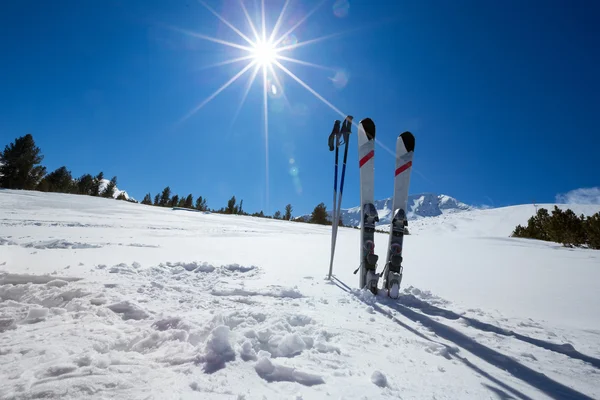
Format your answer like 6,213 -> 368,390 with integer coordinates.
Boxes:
1,190 -> 599,399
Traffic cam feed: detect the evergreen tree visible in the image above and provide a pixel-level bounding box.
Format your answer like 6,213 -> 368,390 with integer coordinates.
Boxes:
177,196 -> 186,207
90,172 -> 104,196
226,196 -> 237,214
284,204 -> 293,220
101,176 -> 117,198
153,193 -> 160,206
39,166 -> 74,193
184,194 -> 194,209
238,199 -> 244,215
273,210 -> 282,219
585,212 -> 600,250
159,186 -> 171,206
512,207 -> 598,249
76,174 -> 94,195
195,196 -> 207,211
141,193 -> 153,205
0,134 -> 46,189
116,192 -> 128,201
309,202 -> 329,225
170,194 -> 179,208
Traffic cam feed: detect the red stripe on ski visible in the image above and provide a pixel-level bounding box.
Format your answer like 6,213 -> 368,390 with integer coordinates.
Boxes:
359,150 -> 374,168
395,161 -> 412,176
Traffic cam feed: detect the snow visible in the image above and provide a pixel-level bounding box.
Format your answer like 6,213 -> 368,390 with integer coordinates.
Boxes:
1,189 -> 600,399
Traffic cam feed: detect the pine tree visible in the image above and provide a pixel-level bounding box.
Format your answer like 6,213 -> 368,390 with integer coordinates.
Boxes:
177,196 -> 186,207
309,202 -> 329,225
0,134 -> 46,189
238,199 -> 244,215
39,166 -> 74,193
76,174 -> 94,195
195,196 -> 207,211
170,194 -> 179,207
90,172 -> 104,196
284,204 -> 293,221
226,196 -> 237,214
159,186 -> 171,206
116,192 -> 128,201
184,194 -> 194,209
101,176 -> 117,198
585,212 -> 600,250
273,210 -> 282,219
153,193 -> 160,206
142,193 -> 153,205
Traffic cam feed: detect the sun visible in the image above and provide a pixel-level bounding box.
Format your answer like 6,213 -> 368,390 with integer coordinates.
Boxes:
251,40 -> 278,66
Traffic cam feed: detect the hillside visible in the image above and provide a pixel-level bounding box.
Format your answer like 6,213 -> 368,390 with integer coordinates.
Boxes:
1,190 -> 599,399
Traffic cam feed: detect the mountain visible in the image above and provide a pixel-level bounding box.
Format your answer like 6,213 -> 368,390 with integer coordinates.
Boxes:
98,178 -> 133,201
302,193 -> 471,227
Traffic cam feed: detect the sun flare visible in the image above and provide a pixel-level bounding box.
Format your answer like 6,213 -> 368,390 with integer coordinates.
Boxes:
251,40 -> 278,66
177,0 -> 353,212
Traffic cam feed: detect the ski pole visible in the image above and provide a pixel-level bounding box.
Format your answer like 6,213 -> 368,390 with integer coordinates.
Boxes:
328,116 -> 353,279
328,120 -> 341,279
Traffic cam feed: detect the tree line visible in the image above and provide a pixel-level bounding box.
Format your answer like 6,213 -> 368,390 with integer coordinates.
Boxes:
0,134 -> 124,199
0,133 -> 335,223
512,206 -> 600,249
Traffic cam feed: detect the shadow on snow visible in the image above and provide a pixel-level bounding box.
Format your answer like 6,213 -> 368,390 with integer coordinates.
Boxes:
329,276 -> 593,400
397,293 -> 600,370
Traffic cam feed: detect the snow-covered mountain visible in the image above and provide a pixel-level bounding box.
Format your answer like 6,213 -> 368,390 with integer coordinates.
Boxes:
306,193 -> 471,226
98,178 -> 133,201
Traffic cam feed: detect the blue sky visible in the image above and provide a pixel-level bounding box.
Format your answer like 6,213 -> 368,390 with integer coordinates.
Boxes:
1,0 -> 598,215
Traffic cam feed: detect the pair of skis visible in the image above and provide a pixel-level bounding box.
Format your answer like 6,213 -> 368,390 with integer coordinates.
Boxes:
327,116 -> 353,280
355,118 -> 415,299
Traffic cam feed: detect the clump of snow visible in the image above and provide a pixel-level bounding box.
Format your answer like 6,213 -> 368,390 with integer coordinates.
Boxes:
25,307 -> 49,323
107,300 -> 149,320
109,263 -> 138,275
276,333 -> 306,357
240,340 -> 258,361
165,261 -> 215,273
0,237 -> 17,246
198,325 -> 235,373
46,279 -> 69,288
314,341 -> 341,354
287,314 -> 314,327
152,316 -> 184,331
371,370 -> 388,388
223,264 -> 257,273
255,356 -> 325,386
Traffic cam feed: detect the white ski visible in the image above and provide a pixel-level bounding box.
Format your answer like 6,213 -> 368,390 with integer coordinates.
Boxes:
356,118 -> 379,293
382,131 -> 415,298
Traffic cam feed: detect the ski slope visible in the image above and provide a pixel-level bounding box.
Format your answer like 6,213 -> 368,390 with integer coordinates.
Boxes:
1,190 -> 599,399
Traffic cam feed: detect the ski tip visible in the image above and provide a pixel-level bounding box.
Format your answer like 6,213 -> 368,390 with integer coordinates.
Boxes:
399,131 -> 415,152
359,118 -> 376,140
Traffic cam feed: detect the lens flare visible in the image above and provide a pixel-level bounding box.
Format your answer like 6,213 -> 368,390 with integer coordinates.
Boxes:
175,0 -> 382,210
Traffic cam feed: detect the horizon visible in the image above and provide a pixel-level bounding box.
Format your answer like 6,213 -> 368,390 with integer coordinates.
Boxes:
1,0 -> 599,216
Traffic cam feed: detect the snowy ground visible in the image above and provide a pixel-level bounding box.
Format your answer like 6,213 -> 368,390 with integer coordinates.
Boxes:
1,189 -> 599,399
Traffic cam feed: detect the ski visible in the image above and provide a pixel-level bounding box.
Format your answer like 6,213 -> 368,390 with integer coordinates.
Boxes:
355,118 -> 379,294
382,131 -> 415,298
